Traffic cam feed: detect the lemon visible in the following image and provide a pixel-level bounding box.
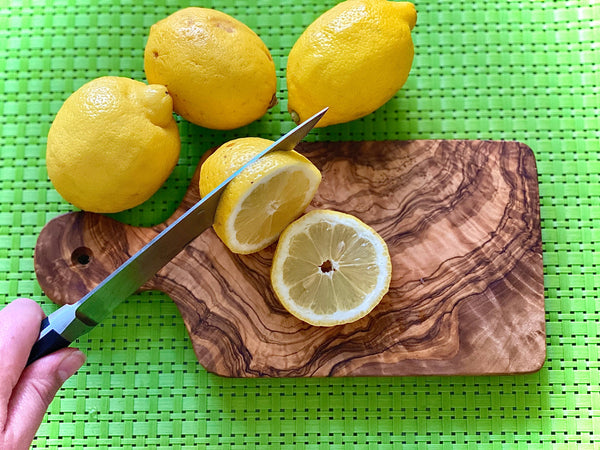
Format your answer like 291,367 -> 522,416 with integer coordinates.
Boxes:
271,209 -> 392,326
46,76 -> 180,213
286,0 -> 417,127
199,138 -> 321,254
144,7 -> 277,130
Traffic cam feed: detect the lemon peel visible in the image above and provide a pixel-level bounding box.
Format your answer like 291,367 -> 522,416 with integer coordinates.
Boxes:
287,0 -> 417,127
46,76 -> 180,213
144,7 -> 277,130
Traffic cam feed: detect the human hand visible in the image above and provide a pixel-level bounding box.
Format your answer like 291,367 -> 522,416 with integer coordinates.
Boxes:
0,298 -> 86,450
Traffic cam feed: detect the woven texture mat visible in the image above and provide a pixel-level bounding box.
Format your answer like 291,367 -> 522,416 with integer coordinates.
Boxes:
1,0 -> 599,448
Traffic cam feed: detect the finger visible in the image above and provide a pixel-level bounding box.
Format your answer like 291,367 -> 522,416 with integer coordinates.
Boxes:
0,299 -> 45,411
4,347 -> 85,448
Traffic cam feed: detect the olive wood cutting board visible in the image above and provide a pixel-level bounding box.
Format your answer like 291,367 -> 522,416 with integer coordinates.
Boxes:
34,140 -> 545,377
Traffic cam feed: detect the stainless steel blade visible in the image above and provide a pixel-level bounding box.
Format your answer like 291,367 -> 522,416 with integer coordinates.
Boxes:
71,107 -> 328,331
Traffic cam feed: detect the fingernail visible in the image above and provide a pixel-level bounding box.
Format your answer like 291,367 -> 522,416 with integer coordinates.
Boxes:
57,350 -> 86,383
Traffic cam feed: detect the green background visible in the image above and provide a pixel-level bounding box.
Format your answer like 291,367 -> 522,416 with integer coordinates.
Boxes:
1,0 -> 599,448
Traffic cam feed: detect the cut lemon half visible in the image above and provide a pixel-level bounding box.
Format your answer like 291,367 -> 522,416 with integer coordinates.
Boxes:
271,209 -> 392,326
199,137 -> 321,254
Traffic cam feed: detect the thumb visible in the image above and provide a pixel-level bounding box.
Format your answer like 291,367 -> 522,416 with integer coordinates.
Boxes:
4,348 -> 85,447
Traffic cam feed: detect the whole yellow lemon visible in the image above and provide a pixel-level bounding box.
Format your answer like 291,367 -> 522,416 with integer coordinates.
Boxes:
144,7 -> 277,130
287,0 -> 417,127
46,76 -> 181,213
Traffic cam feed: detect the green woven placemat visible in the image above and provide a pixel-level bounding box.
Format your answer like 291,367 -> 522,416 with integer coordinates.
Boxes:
1,0 -> 599,448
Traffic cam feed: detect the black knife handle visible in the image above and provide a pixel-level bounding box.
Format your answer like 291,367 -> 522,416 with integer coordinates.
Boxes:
26,317 -> 72,366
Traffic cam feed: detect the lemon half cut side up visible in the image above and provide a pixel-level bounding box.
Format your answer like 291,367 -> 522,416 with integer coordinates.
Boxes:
271,209 -> 392,326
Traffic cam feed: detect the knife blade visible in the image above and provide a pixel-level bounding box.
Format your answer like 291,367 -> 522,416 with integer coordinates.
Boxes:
27,107 -> 327,366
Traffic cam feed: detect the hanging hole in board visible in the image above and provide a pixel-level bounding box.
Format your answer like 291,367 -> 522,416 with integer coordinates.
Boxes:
71,247 -> 93,267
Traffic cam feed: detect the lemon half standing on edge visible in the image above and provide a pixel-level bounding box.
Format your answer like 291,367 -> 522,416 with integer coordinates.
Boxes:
46,76 -> 181,213
199,138 -> 321,254
144,7 -> 277,130
271,209 -> 392,327
286,0 -> 417,127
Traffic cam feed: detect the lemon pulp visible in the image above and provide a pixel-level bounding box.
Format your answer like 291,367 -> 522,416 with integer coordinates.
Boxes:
230,168 -> 317,248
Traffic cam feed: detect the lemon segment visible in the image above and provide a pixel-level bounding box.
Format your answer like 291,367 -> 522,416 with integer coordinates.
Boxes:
286,0 -> 417,127
271,209 -> 392,326
46,76 -> 180,213
199,138 -> 321,254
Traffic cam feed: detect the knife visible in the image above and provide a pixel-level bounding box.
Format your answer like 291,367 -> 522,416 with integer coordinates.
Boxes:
27,107 -> 328,366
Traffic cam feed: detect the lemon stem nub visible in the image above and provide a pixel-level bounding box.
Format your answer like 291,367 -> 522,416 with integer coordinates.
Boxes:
290,110 -> 301,124
269,93 -> 278,109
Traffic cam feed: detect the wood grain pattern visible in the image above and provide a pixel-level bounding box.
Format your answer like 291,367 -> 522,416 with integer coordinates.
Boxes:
34,140 -> 545,377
